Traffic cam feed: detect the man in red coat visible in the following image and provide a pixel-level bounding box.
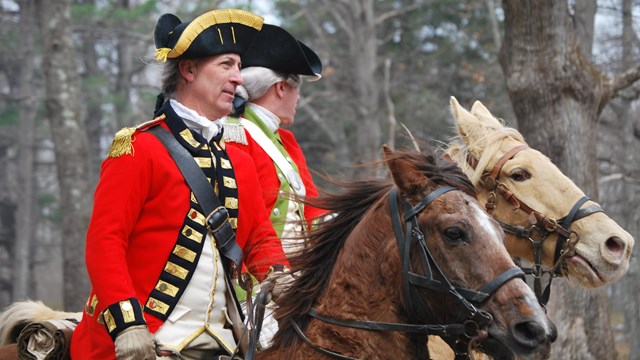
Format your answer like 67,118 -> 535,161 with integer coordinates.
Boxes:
221,24 -> 327,349
223,24 -> 326,257
71,9 -> 288,360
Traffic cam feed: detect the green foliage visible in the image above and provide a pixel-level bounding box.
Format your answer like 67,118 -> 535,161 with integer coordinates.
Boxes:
72,0 -> 159,32
0,106 -> 19,127
38,192 -> 62,223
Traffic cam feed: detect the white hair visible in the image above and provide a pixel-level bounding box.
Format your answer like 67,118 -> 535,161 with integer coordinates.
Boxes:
238,67 -> 301,100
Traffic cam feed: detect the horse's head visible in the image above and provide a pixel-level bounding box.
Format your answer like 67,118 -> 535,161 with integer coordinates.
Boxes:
384,146 -> 556,360
445,97 -> 634,290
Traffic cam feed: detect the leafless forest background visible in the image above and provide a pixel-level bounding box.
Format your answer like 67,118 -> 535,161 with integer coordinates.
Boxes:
0,0 -> 639,359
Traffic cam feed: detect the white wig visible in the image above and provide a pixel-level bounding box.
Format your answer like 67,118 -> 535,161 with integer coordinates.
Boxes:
238,66 -> 301,100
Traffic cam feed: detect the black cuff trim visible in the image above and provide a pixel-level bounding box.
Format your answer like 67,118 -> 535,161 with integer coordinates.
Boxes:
102,298 -> 146,341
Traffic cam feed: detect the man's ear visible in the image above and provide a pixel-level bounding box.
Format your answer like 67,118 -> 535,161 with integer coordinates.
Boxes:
178,60 -> 196,81
274,80 -> 287,98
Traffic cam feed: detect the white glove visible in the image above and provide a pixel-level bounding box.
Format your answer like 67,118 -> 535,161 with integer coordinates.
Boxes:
114,325 -> 156,360
266,270 -> 296,301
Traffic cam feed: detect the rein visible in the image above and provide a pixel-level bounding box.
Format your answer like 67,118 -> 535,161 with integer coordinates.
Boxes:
292,185 -> 525,360
472,145 -> 603,305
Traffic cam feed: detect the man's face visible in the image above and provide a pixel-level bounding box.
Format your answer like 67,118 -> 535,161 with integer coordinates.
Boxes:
278,80 -> 300,126
180,53 -> 243,120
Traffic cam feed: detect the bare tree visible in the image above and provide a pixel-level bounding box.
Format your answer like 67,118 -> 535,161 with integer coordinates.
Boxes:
597,0 -> 640,358
499,1 -> 640,358
12,0 -> 38,303
34,0 -> 92,310
306,0 -> 382,165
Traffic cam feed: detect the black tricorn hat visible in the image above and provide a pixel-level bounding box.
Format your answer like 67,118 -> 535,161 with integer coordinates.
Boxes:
154,9 -> 264,62
241,24 -> 322,80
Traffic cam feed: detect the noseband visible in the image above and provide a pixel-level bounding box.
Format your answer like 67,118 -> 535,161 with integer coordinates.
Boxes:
292,185 -> 525,360
474,145 -> 603,305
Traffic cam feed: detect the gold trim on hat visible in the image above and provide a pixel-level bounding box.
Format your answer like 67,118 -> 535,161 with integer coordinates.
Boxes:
158,9 -> 264,61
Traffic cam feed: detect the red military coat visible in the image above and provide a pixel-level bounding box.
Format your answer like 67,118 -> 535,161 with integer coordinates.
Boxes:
70,112 -> 287,359
224,110 -> 326,228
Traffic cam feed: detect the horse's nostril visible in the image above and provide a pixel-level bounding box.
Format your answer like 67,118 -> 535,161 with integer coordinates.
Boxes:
511,321 -> 547,348
605,236 -> 625,257
548,322 -> 558,342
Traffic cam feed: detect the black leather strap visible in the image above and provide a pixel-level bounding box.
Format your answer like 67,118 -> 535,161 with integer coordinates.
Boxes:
149,126 -> 243,271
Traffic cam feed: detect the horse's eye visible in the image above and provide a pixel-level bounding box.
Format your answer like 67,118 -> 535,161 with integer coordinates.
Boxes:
509,168 -> 531,182
443,226 -> 466,245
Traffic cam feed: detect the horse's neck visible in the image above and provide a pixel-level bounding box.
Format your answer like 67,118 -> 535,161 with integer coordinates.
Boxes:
316,210 -> 399,317
305,212 -> 429,359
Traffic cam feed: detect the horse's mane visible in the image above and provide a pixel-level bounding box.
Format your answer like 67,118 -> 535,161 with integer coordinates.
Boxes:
444,123 -> 526,185
269,147 -> 476,349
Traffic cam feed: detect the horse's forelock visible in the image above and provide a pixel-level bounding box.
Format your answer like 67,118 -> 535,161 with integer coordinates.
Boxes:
388,148 -> 476,198
446,127 -> 526,185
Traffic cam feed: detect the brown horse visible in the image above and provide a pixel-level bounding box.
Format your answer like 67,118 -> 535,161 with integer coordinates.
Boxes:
255,146 -> 555,360
427,97 -> 635,359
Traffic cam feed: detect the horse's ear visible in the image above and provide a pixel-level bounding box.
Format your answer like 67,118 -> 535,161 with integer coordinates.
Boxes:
470,100 -> 504,129
450,96 -> 480,146
450,96 -> 500,146
383,145 -> 427,195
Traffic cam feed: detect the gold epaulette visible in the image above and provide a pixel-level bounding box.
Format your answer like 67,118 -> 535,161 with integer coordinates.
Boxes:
106,114 -> 167,158
223,123 -> 248,145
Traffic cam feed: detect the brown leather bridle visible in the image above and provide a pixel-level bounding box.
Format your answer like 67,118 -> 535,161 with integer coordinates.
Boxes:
469,145 -> 603,306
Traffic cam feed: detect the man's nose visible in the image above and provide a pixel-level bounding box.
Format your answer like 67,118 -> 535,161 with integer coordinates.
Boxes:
231,68 -> 243,85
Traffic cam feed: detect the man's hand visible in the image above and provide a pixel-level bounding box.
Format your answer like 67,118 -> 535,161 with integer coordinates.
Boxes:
114,325 -> 156,360
265,269 -> 295,301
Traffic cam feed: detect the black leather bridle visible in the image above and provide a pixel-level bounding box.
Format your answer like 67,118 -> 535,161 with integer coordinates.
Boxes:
291,185 -> 525,360
474,145 -> 604,306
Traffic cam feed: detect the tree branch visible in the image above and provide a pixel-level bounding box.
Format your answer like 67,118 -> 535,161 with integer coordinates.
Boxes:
383,58 -> 396,149
298,96 -> 339,149
374,1 -> 428,26
322,0 -> 355,40
608,65 -> 640,97
485,0 -> 501,50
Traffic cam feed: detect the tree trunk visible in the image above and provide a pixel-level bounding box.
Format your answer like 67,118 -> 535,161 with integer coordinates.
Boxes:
12,0 -> 38,302
348,0 -> 381,164
77,0 -> 104,184
316,0 -> 382,165
35,0 -> 91,311
601,0 -> 640,358
499,1 -> 617,358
